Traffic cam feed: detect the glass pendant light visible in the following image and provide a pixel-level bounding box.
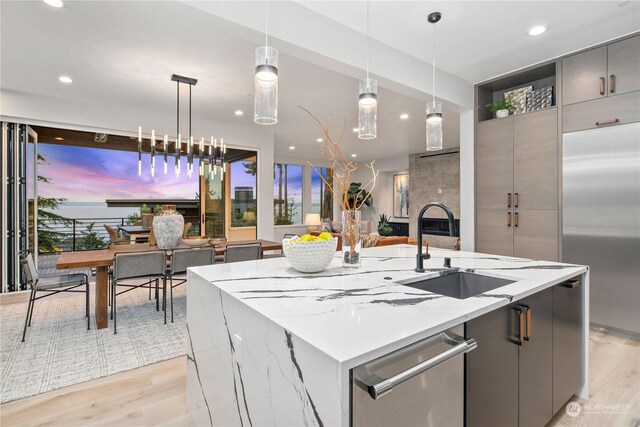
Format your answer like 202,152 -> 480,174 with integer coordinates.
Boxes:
254,1 -> 278,125
426,12 -> 443,151
358,0 -> 376,140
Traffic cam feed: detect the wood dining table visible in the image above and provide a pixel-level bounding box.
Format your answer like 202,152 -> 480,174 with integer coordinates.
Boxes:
55,239 -> 282,329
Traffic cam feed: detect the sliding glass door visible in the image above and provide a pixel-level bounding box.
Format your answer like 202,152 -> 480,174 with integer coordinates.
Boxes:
200,167 -> 225,238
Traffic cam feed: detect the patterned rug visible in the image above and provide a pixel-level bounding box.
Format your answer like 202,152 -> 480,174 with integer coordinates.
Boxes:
0,283 -> 188,403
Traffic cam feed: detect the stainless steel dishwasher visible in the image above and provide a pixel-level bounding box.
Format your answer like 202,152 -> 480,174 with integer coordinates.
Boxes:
351,325 -> 476,426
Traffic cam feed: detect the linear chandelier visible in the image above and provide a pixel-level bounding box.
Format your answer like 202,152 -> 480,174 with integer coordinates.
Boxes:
137,74 -> 226,179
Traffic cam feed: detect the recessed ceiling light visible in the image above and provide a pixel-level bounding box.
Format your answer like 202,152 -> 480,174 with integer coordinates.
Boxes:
54,137 -> 64,141
234,110 -> 243,116
528,26 -> 546,36
289,146 -> 295,150
400,113 -> 409,120
352,127 -> 358,133
316,138 -> 323,142
351,154 -> 357,158
43,0 -> 63,8
58,75 -> 72,83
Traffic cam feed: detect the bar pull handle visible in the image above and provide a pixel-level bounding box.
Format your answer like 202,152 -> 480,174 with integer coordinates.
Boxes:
507,212 -> 512,227
507,193 -> 512,208
514,193 -> 519,208
562,279 -> 581,289
358,334 -> 478,399
596,118 -> 620,127
610,74 -> 615,94
514,212 -> 519,227
599,77 -> 605,95
512,306 -> 524,346
520,304 -> 531,341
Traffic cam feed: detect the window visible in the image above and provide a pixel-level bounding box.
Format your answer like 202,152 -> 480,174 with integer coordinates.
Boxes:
230,157 -> 257,227
273,163 -> 303,224
311,167 -> 333,220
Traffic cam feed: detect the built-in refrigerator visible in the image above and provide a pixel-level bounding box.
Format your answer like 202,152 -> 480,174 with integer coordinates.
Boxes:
563,122 -> 640,334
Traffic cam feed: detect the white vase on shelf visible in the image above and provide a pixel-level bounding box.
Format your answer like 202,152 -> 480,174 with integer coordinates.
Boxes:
496,109 -> 509,118
153,205 -> 184,249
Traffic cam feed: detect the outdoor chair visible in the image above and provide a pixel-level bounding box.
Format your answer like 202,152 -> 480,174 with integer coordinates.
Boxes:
104,224 -> 128,244
182,222 -> 192,238
224,242 -> 262,263
20,253 -> 89,342
167,247 -> 215,322
111,251 -> 167,333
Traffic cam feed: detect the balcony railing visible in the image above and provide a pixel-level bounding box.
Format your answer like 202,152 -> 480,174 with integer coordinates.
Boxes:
38,215 -> 200,253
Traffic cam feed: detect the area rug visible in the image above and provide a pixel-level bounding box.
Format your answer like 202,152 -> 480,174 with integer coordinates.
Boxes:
0,283 -> 188,403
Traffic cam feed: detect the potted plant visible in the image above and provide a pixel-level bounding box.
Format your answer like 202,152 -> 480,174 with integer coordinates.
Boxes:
140,203 -> 155,228
486,96 -> 515,119
346,183 -> 373,210
377,213 -> 393,236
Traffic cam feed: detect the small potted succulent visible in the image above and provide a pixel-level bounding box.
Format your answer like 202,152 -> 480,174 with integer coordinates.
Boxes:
377,213 -> 393,237
487,97 -> 515,119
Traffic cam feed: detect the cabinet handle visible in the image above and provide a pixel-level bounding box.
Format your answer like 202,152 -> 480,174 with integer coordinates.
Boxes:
512,307 -> 525,346
514,212 -> 519,227
596,118 -> 620,127
507,193 -> 512,208
610,74 -> 615,94
514,193 -> 519,208
599,77 -> 605,95
520,304 -> 531,341
507,212 -> 512,227
562,279 -> 581,289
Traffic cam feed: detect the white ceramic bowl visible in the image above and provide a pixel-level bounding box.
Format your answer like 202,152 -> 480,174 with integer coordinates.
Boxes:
181,237 -> 210,247
282,237 -> 338,273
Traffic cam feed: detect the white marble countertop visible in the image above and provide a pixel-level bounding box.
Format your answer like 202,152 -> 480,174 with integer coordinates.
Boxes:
189,245 -> 587,368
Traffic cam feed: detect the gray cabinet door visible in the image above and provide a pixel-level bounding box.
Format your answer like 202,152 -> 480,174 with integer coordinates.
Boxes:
563,90 -> 640,133
513,209 -> 558,261
518,288 -> 553,427
466,306 -> 519,427
476,118 -> 514,256
608,35 -> 640,96
476,118 -> 513,211
513,108 -> 558,211
552,278 -> 584,414
562,46 -> 608,105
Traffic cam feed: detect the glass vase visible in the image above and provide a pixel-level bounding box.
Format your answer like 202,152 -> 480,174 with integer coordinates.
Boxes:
342,210 -> 361,268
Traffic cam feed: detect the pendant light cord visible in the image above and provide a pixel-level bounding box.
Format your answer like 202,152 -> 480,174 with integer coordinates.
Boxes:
432,22 -> 436,104
366,0 -> 370,81
265,0 -> 269,49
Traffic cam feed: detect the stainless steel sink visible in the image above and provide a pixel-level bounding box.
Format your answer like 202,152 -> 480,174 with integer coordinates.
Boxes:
396,271 -> 515,299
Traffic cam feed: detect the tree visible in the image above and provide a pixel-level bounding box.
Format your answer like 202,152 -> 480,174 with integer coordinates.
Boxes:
274,197 -> 298,225
37,153 -> 71,253
243,161 -> 257,176
76,222 -> 107,251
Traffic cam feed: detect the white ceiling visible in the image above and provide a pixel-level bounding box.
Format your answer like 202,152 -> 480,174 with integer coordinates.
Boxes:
295,0 -> 640,83
1,1 -> 638,162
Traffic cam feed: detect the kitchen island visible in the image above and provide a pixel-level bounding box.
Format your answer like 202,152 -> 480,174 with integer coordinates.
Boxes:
186,245 -> 588,426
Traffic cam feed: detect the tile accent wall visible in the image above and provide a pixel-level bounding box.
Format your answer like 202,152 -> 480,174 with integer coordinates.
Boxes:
408,151 -> 460,250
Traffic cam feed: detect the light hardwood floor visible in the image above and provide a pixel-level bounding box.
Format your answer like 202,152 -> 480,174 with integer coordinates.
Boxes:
1,293 -> 638,426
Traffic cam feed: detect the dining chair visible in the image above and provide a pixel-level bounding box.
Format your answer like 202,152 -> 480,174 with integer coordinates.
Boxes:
111,251 -> 167,333
224,242 -> 262,263
20,253 -> 90,342
167,247 -> 215,322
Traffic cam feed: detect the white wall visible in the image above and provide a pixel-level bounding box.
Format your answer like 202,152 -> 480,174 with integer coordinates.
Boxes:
459,110 -> 475,251
1,89 -> 276,240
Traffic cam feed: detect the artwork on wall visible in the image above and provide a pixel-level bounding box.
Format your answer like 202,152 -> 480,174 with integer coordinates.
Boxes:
393,174 -> 409,218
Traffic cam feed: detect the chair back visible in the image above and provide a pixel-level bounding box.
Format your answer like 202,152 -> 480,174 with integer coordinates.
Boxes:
113,251 -> 166,281
20,253 -> 39,288
104,225 -> 121,243
224,243 -> 262,263
182,222 -> 193,238
171,248 -> 215,275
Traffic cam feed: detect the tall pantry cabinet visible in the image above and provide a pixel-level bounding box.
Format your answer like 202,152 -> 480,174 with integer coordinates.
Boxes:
475,63 -> 559,261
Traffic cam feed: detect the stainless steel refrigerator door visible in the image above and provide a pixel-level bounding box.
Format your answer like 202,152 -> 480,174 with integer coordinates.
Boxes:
563,123 -> 640,333
351,325 -> 474,427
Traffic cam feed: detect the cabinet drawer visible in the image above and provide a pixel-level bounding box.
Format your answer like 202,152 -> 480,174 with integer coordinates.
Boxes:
563,90 -> 640,133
